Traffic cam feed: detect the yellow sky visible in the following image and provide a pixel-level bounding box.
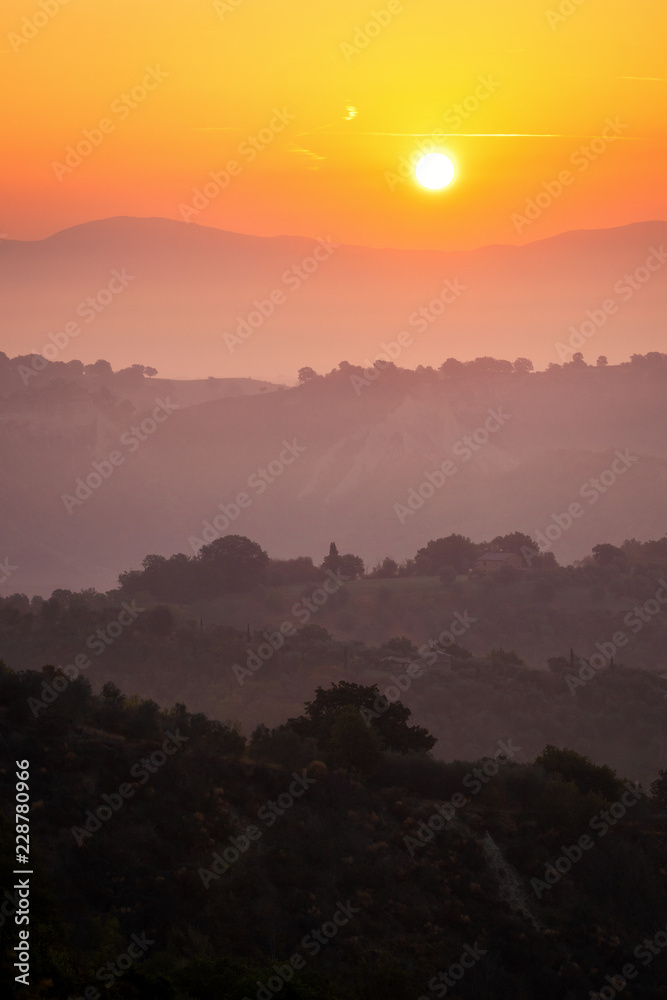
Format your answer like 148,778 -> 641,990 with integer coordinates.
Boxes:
2,0 -> 666,248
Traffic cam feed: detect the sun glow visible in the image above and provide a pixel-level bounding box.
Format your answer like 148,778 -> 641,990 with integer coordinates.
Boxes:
415,153 -> 456,190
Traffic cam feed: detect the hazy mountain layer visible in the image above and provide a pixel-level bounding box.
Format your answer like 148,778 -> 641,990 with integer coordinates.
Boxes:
1,360 -> 666,594
1,217 -> 665,380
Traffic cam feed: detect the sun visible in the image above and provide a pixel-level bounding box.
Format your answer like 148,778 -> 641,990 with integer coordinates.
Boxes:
415,152 -> 456,190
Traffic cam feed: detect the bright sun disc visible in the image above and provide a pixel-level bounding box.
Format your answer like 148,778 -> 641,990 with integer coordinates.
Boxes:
415,152 -> 455,190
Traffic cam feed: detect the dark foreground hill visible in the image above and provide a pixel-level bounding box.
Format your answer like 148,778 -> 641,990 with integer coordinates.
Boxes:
1,668 -> 667,999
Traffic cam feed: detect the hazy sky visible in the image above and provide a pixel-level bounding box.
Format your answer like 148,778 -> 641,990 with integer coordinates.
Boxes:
3,0 -> 666,250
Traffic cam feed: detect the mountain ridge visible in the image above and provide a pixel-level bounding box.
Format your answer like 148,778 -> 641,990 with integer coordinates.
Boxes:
1,217 -> 665,381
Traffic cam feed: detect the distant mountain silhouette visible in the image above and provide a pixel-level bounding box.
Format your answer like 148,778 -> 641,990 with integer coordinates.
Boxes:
1,217 -> 665,380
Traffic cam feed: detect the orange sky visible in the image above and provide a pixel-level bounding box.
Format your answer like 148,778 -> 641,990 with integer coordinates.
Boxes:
2,0 -> 666,250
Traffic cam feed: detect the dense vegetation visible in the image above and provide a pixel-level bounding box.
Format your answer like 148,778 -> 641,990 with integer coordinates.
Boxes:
2,532 -> 667,786
4,347 -> 666,402
2,668 -> 667,998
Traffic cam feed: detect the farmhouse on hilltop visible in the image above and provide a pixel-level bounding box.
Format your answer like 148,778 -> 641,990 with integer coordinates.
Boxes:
474,551 -> 524,574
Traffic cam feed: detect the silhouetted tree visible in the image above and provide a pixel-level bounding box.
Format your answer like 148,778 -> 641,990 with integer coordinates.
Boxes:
84,359 -> 113,377
592,543 -> 626,567
197,535 -> 269,594
322,543 -> 364,579
288,681 -> 436,754
322,542 -> 340,573
535,745 -> 624,800
369,557 -> 398,578
415,535 -> 478,574
339,553 -> 364,579
439,357 -> 466,376
326,705 -> 383,774
467,356 -> 513,375
488,532 -> 539,558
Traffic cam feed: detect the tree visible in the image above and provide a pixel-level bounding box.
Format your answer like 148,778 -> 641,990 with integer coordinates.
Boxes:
466,356 -> 513,375
326,706 -> 383,774
288,681 -> 436,754
339,553 -> 364,579
296,623 -> 331,644
298,366 -> 319,383
196,535 -> 269,594
592,543 -> 626,567
266,556 -> 322,586
84,359 -> 113,378
535,745 -> 624,800
439,357 -> 465,377
414,535 -> 478,574
488,532 -> 539,558
513,357 -> 534,374
369,557 -> 398,578
571,352 -> 587,367
98,681 -> 126,730
322,544 -> 364,580
322,542 -> 340,573
596,355 -> 608,367
439,565 -> 457,586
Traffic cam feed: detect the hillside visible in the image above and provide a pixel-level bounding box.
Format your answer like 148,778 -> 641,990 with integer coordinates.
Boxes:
3,540 -> 667,785
1,669 -> 666,999
1,355 -> 667,594
1,217 -> 665,380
